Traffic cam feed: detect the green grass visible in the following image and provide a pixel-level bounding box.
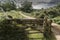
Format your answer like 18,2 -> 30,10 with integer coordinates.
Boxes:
28,31 -> 44,40
26,28 -> 44,40
28,33 -> 43,38
0,10 -> 25,19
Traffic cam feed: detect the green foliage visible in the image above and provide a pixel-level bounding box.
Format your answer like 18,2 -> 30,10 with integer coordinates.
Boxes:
47,10 -> 59,18
21,0 -> 33,13
29,4 -> 60,19
53,16 -> 60,24
0,19 -> 29,40
0,1 -> 16,11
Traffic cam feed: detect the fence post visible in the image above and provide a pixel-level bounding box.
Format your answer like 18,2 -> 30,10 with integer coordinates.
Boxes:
43,16 -> 56,40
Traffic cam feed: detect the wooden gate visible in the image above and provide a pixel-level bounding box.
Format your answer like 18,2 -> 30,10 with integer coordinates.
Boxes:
5,17 -> 56,40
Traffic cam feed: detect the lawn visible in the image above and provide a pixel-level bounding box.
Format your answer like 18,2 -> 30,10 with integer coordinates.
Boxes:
26,28 -> 44,40
0,11 -> 25,19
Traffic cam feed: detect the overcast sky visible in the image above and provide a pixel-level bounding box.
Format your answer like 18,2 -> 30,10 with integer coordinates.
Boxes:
0,0 -> 59,9
0,0 -> 60,4
0,0 -> 60,2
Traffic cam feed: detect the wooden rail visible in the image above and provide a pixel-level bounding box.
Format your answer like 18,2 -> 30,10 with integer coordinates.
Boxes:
6,19 -> 44,24
4,18 -> 56,40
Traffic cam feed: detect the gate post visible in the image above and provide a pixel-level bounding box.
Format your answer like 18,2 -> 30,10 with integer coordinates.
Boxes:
43,16 -> 56,40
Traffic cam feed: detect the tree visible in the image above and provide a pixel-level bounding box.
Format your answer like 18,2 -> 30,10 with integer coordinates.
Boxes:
21,0 -> 33,13
1,0 -> 16,11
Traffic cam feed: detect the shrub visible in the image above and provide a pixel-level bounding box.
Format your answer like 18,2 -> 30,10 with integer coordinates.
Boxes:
0,19 -> 29,40
53,17 -> 60,24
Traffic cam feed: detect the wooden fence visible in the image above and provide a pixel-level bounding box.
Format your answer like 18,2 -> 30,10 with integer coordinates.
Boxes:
5,17 -> 56,40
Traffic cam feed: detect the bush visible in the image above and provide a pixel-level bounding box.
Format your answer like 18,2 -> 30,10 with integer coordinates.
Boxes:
0,19 -> 29,40
48,10 -> 60,18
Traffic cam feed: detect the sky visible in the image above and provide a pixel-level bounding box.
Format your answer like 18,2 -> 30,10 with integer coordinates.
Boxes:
0,0 -> 60,9
0,0 -> 60,3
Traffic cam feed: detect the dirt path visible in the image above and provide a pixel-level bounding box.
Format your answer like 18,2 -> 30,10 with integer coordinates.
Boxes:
19,12 -> 36,19
19,12 -> 60,40
51,23 -> 60,40
51,23 -> 60,32
56,35 -> 60,40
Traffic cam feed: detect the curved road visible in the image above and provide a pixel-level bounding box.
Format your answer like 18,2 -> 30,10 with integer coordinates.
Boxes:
19,12 -> 60,40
